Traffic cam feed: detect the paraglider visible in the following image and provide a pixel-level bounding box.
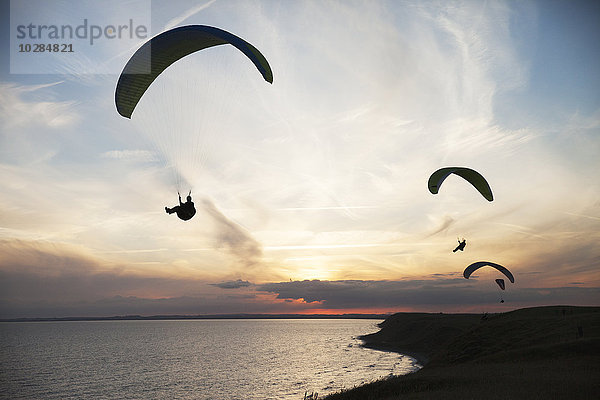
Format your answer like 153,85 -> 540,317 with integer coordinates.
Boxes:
428,167 -> 493,201
453,238 -> 466,252
166,191 -> 196,221
495,279 -> 506,302
464,262 -> 514,303
115,25 -> 273,119
115,25 -> 273,220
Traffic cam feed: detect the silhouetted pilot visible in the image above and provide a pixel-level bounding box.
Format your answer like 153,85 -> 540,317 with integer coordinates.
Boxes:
166,192 -> 196,221
453,238 -> 466,252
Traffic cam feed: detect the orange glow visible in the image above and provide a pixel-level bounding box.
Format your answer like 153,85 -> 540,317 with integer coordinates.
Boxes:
280,306 -> 410,315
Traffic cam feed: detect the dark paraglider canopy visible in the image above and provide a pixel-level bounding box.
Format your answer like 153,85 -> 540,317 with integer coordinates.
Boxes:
428,167 -> 494,201
115,25 -> 273,119
463,261 -> 515,283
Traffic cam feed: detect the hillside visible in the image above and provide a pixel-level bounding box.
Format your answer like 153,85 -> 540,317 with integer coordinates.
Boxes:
325,306 -> 600,399
360,312 -> 482,364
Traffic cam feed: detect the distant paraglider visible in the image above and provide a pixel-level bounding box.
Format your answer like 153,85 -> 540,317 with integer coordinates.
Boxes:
496,278 -> 506,302
464,262 -> 514,303
428,167 -> 493,201
453,238 -> 466,252
115,25 -> 273,119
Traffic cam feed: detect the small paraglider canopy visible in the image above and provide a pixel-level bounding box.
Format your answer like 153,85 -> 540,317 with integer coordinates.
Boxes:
115,25 -> 273,119
463,261 -> 515,283
428,167 -> 493,201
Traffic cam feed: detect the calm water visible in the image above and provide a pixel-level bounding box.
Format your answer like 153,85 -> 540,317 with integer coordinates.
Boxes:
0,319 -> 420,399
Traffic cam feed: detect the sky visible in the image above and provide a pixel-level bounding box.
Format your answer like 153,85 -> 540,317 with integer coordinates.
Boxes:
1,0 -> 599,318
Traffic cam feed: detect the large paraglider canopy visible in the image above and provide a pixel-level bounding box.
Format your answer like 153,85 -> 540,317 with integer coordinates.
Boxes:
115,25 -> 273,119
428,167 -> 493,201
114,24 -> 273,192
463,261 -> 515,283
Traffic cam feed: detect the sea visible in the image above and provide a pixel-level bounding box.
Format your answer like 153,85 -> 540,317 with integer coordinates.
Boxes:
0,319 -> 420,400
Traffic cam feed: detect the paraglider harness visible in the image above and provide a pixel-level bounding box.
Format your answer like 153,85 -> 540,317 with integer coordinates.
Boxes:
165,191 -> 196,221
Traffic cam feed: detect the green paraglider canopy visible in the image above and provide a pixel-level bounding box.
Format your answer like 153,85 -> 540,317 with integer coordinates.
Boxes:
115,25 -> 273,119
464,261 -> 515,283
428,167 -> 493,201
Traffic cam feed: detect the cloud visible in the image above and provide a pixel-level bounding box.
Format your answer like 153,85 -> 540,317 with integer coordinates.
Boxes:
101,149 -> 158,162
163,0 -> 217,30
1,238 -> 598,318
256,279 -> 600,312
0,82 -> 79,130
0,82 -> 81,166
0,293 -> 268,319
211,279 -> 253,289
0,239 -> 266,318
201,198 -> 263,269
426,215 -> 456,237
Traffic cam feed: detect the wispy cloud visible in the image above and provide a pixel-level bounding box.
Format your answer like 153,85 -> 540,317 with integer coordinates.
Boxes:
163,0 -> 217,30
425,215 -> 456,237
0,82 -> 79,130
101,149 -> 158,162
202,198 -> 264,270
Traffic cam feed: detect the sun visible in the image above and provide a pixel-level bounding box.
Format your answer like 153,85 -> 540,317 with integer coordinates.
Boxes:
282,256 -> 338,281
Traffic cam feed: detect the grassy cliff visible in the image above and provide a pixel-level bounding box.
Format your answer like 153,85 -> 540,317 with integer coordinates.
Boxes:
324,306 -> 600,399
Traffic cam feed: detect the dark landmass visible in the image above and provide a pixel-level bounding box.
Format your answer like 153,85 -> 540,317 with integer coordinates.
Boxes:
325,305 -> 600,399
0,313 -> 389,322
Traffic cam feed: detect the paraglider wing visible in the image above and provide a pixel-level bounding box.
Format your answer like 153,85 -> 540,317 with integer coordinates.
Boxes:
428,167 -> 493,201
463,261 -> 515,283
495,278 -> 506,290
115,25 -> 273,118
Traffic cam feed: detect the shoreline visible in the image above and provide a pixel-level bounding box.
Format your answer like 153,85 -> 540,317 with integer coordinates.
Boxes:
356,311 -> 484,367
360,340 -> 429,367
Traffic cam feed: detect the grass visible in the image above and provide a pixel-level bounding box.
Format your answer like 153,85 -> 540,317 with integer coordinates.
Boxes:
323,306 -> 600,399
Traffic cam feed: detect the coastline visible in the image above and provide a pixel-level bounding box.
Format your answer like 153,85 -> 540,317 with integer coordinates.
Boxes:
361,341 -> 429,367
358,311 -> 483,367
325,305 -> 600,399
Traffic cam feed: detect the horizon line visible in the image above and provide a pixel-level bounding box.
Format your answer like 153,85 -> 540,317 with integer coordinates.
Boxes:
0,312 -> 394,322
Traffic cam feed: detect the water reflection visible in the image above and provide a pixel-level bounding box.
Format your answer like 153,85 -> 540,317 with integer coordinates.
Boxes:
1,319 -> 419,399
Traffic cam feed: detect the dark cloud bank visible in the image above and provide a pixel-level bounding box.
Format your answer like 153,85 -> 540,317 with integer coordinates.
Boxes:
211,279 -> 253,289
256,279 -> 600,311
1,239 -> 599,318
2,265 -> 598,318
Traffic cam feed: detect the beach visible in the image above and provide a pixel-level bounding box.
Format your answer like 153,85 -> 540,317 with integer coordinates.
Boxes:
324,306 -> 600,399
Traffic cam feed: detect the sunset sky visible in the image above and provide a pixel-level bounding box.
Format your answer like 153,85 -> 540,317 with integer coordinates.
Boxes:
1,0 -> 599,318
